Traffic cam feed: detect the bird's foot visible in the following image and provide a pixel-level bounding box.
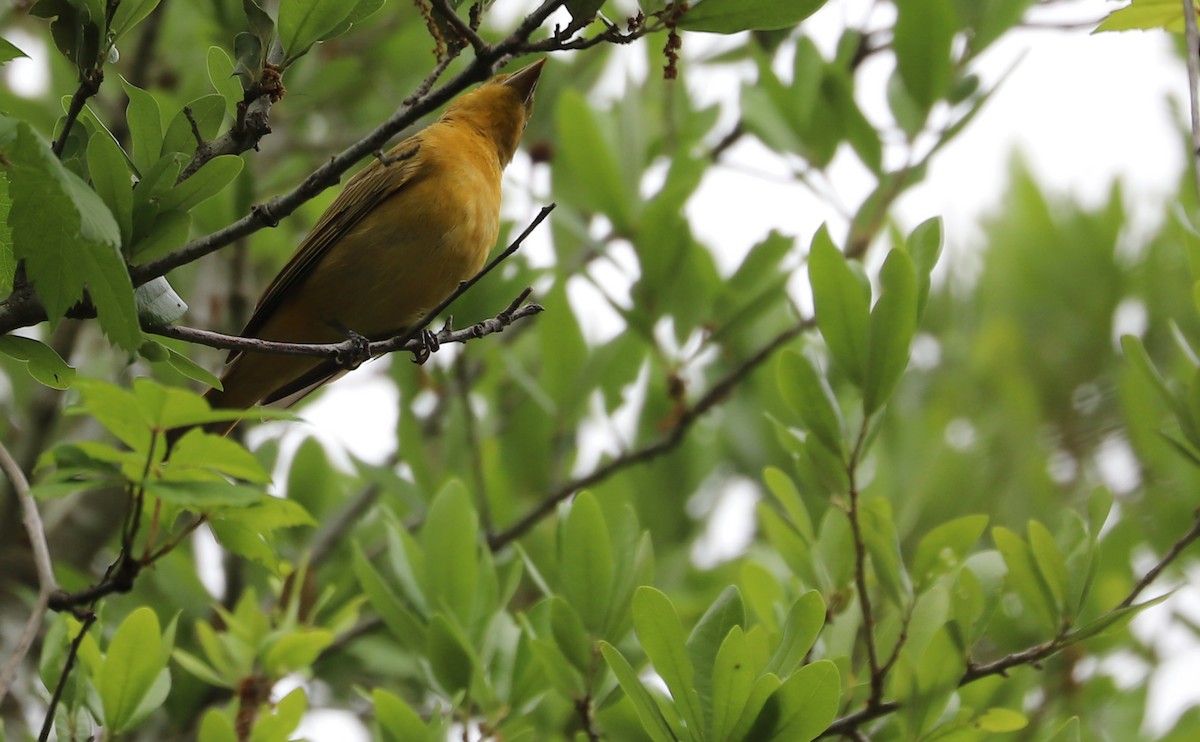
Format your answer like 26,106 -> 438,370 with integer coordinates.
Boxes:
335,330 -> 372,370
411,328 -> 441,365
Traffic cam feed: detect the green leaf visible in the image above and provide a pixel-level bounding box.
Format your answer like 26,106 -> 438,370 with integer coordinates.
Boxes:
633,586 -> 705,740
427,613 -> 473,694
976,707 -> 1028,732
679,0 -> 827,33
863,248 -> 918,414
1027,519 -> 1068,615
159,154 -> 243,212
162,95 -> 227,157
687,586 -> 745,729
0,37 -> 28,64
150,480 -> 265,508
992,526 -> 1059,632
0,335 -> 76,389
767,591 -> 825,676
599,641 -> 677,742
110,0 -> 162,42
728,674 -> 783,740
99,607 -> 166,732
87,131 -> 133,248
560,490 -> 615,634
421,481 -> 478,624
710,626 -> 754,741
894,0 -> 957,109
131,209 -> 190,262
808,226 -> 870,385
907,217 -> 943,316
5,121 -> 140,349
860,498 -> 912,605
352,544 -> 426,650
168,429 -> 270,482
207,46 -> 244,117
778,349 -> 844,457
912,515 -> 988,590
199,709 -> 239,742
555,88 -> 633,230
121,76 -> 164,175
762,466 -> 815,540
320,0 -> 386,40
1096,0 -> 1185,32
373,688 -> 428,742
278,0 -> 356,63
263,629 -> 333,675
746,660 -> 839,742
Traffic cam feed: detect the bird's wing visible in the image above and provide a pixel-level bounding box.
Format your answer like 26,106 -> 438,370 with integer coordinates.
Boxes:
229,140 -> 426,361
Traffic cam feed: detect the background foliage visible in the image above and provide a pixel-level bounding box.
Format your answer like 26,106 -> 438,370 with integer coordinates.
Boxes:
3,0 -> 1200,740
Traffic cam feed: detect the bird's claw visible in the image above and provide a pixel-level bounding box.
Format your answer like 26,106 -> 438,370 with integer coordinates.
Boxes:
411,328 -> 440,365
335,330 -> 372,369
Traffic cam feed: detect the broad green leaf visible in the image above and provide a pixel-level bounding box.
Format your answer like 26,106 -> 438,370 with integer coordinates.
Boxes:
992,526 -> 1059,632
632,586 -> 705,740
421,481 -> 478,624
250,687 -> 306,742
728,673 -> 783,740
87,131 -> 133,248
688,586 -> 745,729
131,209 -> 190,262
168,428 -> 270,482
110,0 -> 162,42
352,544 -> 426,650
711,627 -> 754,741
0,335 -> 75,389
863,248 -> 918,414
278,0 -> 356,62
263,629 -> 333,675
373,688 -> 428,742
5,122 -> 139,349
599,642 -> 677,742
560,491 -> 615,633
746,661 -> 839,742
894,0 -> 956,109
767,591 -> 825,676
808,226 -> 870,385
555,88 -> 633,230
912,515 -> 988,590
976,707 -> 1028,732
427,613 -> 474,694
1027,519 -> 1068,614
0,37 -> 28,64
321,0 -> 387,40
860,498 -> 912,605
908,217 -> 943,315
121,76 -> 164,174
207,46 -> 243,117
763,466 -> 815,541
162,95 -> 227,157
159,154 -> 243,212
1046,717 -> 1081,742
99,607 -> 166,732
679,0 -> 827,33
778,350 -> 844,456
1096,0 -> 1186,32
199,709 -> 239,742
151,480 -> 265,508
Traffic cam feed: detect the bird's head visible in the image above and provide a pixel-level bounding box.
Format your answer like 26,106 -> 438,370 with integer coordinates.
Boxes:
442,58 -> 546,167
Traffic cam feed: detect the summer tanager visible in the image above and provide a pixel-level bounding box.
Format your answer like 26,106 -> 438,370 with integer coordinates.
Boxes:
206,58 -> 545,416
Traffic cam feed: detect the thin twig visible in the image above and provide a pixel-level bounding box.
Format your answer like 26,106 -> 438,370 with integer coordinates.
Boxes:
489,318 -> 813,548
846,419 -> 884,705
0,441 -> 59,703
1119,508 -> 1200,608
309,483 -> 384,566
38,612 -> 97,742
430,0 -> 489,53
1184,0 -> 1200,200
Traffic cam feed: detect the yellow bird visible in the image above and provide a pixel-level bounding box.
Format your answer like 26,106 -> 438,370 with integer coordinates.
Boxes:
206,58 -> 546,416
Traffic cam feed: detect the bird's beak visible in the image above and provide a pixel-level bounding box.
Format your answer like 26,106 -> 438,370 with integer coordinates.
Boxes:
503,58 -> 546,108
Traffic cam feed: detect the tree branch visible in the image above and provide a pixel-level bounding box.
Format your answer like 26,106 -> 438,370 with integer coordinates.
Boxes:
488,318 -> 813,549
0,440 -> 59,704
1183,0 -> 1200,201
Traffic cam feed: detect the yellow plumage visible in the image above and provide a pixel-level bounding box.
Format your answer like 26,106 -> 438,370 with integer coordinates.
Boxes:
206,58 -> 545,414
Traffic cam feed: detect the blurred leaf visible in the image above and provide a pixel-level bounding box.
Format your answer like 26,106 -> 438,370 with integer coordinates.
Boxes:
599,642 -> 677,742
121,76 -> 163,175
1096,0 -> 1186,32
894,0 -> 957,109
278,0 -> 356,63
863,248 -> 918,414
560,491 -> 615,634
766,591 -> 825,676
746,660 -> 840,742
99,607 -> 166,733
0,37 -> 28,64
687,586 -> 745,727
680,0 -> 827,33
912,515 -> 988,590
373,688 -> 428,742
778,349 -> 844,457
421,481 -> 478,624
809,226 -> 870,385
711,626 -> 754,741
